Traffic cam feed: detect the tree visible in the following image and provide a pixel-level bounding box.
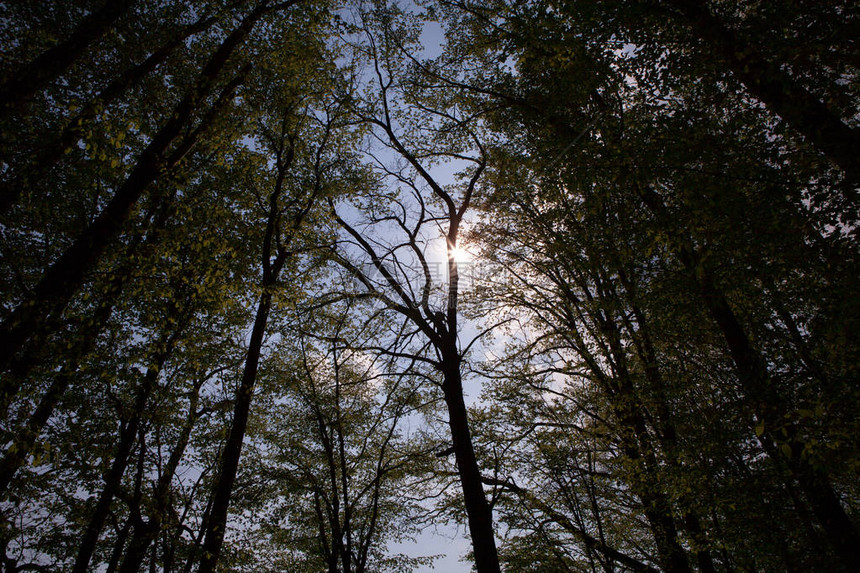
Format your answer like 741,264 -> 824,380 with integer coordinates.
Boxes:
325,5 -> 500,570
232,300 -> 436,572
1,1 -> 857,571
196,26 -> 356,571
429,0 -> 859,569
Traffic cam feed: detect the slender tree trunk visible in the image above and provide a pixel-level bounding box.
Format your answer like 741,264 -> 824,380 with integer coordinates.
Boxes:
71,297 -> 189,573
620,277 -> 716,573
71,357 -> 166,573
196,95 -> 307,572
0,15 -> 254,380
637,184 -> 860,572
0,12 -> 219,214
665,0 -> 860,185
107,426 -> 148,573
318,407 -> 346,573
0,0 -> 134,116
180,468 -> 218,573
118,381 -> 204,573
440,348 -> 501,573
106,518 -> 134,573
697,268 -> 860,572
196,289 -> 272,573
334,356 -> 354,573
613,387 -> 692,573
570,267 -> 692,573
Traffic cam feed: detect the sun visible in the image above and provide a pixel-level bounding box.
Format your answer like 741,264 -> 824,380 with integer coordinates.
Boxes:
449,245 -> 472,263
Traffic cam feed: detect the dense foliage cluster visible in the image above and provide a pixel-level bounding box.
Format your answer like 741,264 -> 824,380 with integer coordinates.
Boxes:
0,1 -> 857,572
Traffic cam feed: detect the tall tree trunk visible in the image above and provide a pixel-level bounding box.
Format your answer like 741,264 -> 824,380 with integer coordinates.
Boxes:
107,424 -> 148,573
665,0 -> 860,185
620,273 -> 716,573
195,144 -> 296,570
71,352 -> 169,573
118,380 -> 205,573
0,13 -> 255,381
196,95 -> 309,572
695,264 -> 860,572
610,376 -> 692,573
638,184 -> 860,572
317,406 -> 346,573
561,265 -> 692,573
0,11 -> 218,214
334,355 -> 354,573
196,289 -> 273,573
0,0 -> 134,116
106,517 -> 134,573
440,348 -> 501,573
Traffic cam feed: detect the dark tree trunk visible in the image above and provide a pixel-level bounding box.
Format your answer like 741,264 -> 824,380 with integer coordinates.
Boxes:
71,355 -> 167,573
566,266 -> 692,573
611,378 -> 692,573
0,12 -> 218,214
696,266 -> 860,572
196,81 -> 314,571
637,184 -> 860,572
440,348 -> 501,573
118,381 -> 204,573
196,127 -> 297,571
0,13 -> 255,381
196,289 -> 273,573
106,517 -> 134,573
0,0 -> 134,116
620,276 -> 717,573
107,425 -> 148,573
666,0 -> 860,185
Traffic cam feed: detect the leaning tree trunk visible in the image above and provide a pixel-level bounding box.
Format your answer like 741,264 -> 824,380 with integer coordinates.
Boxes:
196,131 -> 297,572
0,8 -> 258,383
665,0 -> 860,185
0,0 -> 134,117
620,275 -> 717,573
196,287 -> 273,573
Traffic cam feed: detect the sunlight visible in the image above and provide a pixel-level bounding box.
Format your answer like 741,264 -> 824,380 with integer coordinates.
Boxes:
449,245 -> 472,264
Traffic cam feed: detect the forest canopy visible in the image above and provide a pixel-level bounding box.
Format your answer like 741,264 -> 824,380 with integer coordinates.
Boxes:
0,1 -> 858,572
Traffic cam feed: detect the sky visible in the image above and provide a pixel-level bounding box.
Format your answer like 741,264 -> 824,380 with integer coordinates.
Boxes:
392,526 -> 474,572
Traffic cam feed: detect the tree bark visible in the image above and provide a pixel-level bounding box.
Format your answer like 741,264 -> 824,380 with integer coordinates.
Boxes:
196,121 -> 297,572
665,0 -> 860,185
610,373 -> 692,573
555,261 -> 692,573
620,273 -> 717,573
196,288 -> 273,573
0,13 -> 255,380
0,0 -> 134,116
441,348 -> 501,573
